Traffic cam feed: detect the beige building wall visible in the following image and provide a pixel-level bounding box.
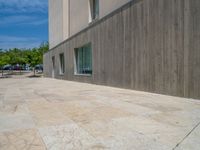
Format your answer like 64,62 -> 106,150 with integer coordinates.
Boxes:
63,0 -> 69,41
49,0 -> 131,48
69,0 -> 131,36
49,0 -> 69,48
69,0 -> 89,36
49,0 -> 63,48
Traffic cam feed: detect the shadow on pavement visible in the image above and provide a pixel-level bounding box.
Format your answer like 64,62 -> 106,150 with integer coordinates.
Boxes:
0,71 -> 43,79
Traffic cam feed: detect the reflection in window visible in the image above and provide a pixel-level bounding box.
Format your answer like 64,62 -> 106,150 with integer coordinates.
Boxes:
75,43 -> 92,75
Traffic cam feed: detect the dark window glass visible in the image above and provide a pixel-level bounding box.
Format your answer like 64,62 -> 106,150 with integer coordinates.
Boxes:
90,0 -> 99,20
59,53 -> 65,74
52,56 -> 55,69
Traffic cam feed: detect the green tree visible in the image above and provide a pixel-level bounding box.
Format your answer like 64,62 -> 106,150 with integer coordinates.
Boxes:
30,48 -> 41,76
8,48 -> 21,66
37,42 -> 49,64
0,42 -> 49,76
0,53 -> 10,76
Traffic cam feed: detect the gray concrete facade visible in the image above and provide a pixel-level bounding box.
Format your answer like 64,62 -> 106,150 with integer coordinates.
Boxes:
45,0 -> 200,99
49,0 -> 131,48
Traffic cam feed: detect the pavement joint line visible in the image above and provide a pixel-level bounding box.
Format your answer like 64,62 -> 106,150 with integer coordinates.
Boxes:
172,121 -> 200,150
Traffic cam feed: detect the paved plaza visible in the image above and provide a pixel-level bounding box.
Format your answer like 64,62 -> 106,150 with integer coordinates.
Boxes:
0,78 -> 200,150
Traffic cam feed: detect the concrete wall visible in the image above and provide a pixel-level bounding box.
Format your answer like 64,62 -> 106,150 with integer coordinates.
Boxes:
69,0 -> 132,36
49,0 -> 69,48
45,0 -> 200,99
49,0 -> 131,48
63,0 -> 69,41
49,0 -> 63,48
69,0 -> 89,36
99,0 -> 131,18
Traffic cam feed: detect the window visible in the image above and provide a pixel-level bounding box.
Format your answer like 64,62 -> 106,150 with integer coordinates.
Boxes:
59,53 -> 65,74
89,0 -> 99,22
74,43 -> 92,75
52,56 -> 55,69
52,56 -> 55,78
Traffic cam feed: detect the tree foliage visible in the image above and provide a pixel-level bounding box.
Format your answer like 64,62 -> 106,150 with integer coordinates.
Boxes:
0,42 -> 49,68
0,53 -> 10,69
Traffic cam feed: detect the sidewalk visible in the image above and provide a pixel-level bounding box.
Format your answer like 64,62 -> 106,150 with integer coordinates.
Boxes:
0,71 -> 41,79
0,78 -> 199,150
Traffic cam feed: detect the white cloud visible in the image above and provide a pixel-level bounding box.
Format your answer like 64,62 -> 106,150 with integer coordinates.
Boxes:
0,0 -> 48,14
0,35 -> 42,49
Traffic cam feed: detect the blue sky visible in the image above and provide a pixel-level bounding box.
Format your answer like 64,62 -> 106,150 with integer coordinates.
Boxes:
0,0 -> 48,50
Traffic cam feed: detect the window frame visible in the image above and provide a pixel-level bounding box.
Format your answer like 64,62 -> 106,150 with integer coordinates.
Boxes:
59,53 -> 65,75
89,0 -> 99,23
52,56 -> 55,70
74,43 -> 92,76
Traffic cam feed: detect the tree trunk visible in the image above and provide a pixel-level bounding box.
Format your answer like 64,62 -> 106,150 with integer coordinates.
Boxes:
20,65 -> 22,75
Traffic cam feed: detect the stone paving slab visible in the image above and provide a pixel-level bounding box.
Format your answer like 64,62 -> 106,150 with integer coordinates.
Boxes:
175,124 -> 200,150
0,78 -> 200,150
0,129 -> 46,150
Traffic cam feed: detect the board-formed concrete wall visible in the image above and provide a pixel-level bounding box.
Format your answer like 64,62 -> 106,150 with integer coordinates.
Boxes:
44,0 -> 200,99
69,0 -> 132,36
49,0 -> 132,48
